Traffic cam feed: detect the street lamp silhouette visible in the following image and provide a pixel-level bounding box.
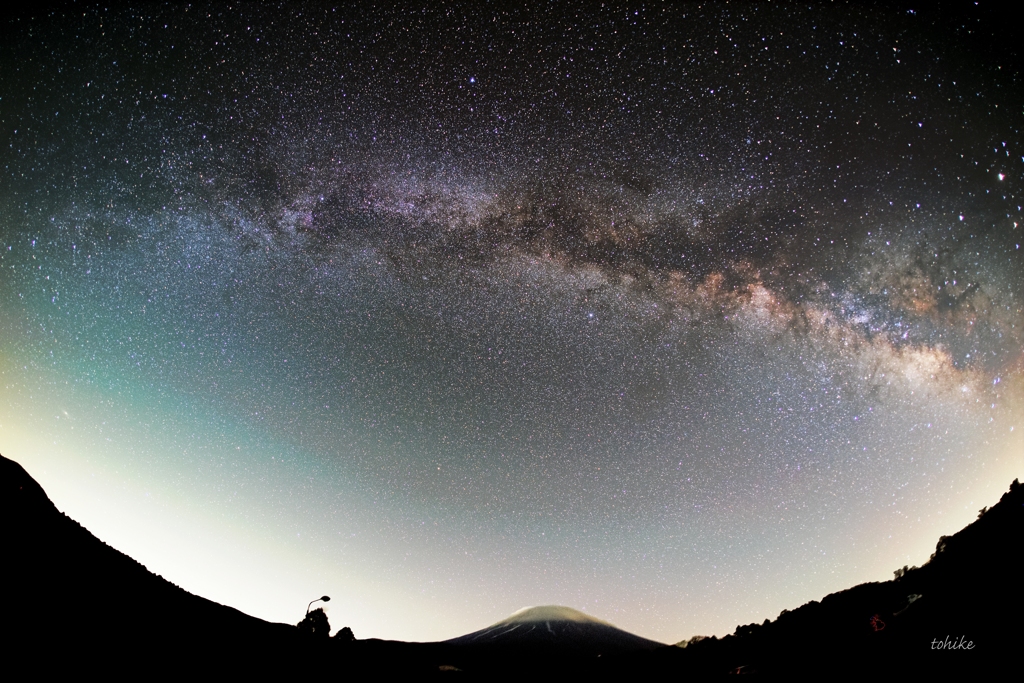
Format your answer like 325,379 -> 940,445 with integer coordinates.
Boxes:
307,595 -> 331,614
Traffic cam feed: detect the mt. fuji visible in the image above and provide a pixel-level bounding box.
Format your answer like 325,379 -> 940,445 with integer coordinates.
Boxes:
445,605 -> 664,655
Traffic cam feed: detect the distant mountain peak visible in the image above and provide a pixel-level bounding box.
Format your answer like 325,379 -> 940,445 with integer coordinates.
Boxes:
500,605 -> 613,627
444,604 -> 664,653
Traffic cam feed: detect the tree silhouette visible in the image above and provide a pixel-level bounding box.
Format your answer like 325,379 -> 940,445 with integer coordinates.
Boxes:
893,564 -> 915,580
296,607 -> 331,639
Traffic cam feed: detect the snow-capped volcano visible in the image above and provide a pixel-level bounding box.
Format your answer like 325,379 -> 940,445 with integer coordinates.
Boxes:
501,605 -> 615,626
445,605 -> 664,654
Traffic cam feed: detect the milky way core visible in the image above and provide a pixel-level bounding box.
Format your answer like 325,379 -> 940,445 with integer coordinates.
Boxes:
1,3 -> 1021,642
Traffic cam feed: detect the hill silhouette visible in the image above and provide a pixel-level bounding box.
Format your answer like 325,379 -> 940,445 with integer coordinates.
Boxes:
0,455 -> 319,675
624,478 -> 1024,677
2,453 -> 1019,676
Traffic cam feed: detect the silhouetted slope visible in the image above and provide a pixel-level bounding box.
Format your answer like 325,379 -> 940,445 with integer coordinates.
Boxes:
4,452 -> 1018,677
430,605 -> 663,675
447,605 -> 662,654
0,455 -> 305,674
630,479 -> 1024,676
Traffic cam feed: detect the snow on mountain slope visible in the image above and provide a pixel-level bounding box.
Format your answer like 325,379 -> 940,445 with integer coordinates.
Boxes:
445,605 -> 664,653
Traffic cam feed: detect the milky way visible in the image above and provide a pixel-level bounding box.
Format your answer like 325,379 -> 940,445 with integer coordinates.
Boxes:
1,3 -> 1021,642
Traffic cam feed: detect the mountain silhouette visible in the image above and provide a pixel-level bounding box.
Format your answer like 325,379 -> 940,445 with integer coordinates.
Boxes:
2,452 -> 1019,676
0,455 -> 320,675
624,478 -> 1024,677
446,605 -> 663,654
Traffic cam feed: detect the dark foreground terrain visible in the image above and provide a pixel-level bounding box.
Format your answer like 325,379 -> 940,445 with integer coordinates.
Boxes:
2,453 -> 1020,677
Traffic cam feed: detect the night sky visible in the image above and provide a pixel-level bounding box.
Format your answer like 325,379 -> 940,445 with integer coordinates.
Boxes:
1,3 -> 1021,643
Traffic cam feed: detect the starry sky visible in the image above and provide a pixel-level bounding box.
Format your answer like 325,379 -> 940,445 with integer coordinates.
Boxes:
1,2 -> 1021,643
